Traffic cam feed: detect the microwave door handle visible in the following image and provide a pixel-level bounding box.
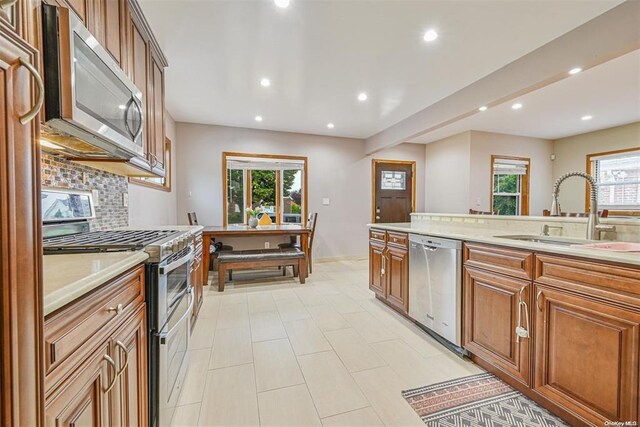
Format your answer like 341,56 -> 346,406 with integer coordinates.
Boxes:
160,287 -> 194,342
124,96 -> 143,142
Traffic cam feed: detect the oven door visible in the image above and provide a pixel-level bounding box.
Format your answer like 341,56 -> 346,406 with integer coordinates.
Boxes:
157,246 -> 193,328
157,287 -> 194,426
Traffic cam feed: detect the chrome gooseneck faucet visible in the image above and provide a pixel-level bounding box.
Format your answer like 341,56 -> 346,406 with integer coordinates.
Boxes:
551,172 -> 615,240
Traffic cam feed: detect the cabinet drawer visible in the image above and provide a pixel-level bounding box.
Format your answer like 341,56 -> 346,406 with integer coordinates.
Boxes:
387,231 -> 408,248
369,229 -> 386,242
464,243 -> 533,280
44,265 -> 145,391
535,254 -> 640,306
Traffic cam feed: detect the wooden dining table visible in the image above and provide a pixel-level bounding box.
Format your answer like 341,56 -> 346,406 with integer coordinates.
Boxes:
201,224 -> 311,285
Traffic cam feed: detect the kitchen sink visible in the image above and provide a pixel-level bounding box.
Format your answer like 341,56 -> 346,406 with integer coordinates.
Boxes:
494,235 -> 592,246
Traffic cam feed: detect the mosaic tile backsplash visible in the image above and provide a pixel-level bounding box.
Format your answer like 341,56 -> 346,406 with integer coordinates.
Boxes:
41,153 -> 128,230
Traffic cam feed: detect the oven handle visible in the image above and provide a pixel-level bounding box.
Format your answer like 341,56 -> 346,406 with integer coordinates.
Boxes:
159,287 -> 194,342
159,246 -> 194,275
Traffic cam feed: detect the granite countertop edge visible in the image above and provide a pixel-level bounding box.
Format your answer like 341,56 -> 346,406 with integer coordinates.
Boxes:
368,223 -> 640,267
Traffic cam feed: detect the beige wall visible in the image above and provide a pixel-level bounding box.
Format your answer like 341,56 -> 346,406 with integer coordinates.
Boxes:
128,111 -> 178,226
175,123 -> 425,259
424,132 -> 471,213
469,131 -> 554,215
552,122 -> 640,212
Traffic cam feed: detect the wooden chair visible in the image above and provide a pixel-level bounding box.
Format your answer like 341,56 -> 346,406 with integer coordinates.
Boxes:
469,209 -> 494,215
542,209 -> 609,218
187,212 -> 234,280
279,212 -> 318,275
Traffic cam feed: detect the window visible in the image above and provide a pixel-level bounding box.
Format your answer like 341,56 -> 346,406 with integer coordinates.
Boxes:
223,153 -> 307,225
129,138 -> 172,191
587,148 -> 640,215
490,156 -> 530,215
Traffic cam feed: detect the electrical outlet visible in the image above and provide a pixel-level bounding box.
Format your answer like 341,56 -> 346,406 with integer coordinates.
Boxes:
123,193 -> 129,207
322,197 -> 330,206
91,189 -> 100,206
264,242 -> 270,249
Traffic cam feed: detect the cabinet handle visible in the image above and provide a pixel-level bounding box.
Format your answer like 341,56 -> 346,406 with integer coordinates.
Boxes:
515,287 -> 530,342
107,303 -> 124,314
103,354 -> 117,393
381,250 -> 386,275
536,290 -> 543,311
18,58 -> 44,125
115,341 -> 129,377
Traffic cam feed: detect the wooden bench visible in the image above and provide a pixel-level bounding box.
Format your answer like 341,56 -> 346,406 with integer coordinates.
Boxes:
216,248 -> 306,291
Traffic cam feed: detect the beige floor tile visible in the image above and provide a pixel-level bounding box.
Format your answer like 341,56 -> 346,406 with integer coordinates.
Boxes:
351,367 -> 424,427
343,311 -> 397,343
247,292 -> 277,313
198,364 -> 259,426
295,288 -> 330,308
209,327 -> 253,369
276,298 -> 311,322
250,310 -> 287,342
177,348 -> 212,406
320,407 -> 384,427
190,319 -> 216,350
370,339 -> 449,389
325,294 -> 365,314
170,403 -> 201,427
297,351 -> 369,418
306,305 -> 351,332
216,303 -> 250,330
284,318 -> 332,355
196,297 -> 220,319
219,292 -> 248,306
270,288 -> 299,301
257,384 -> 321,427
323,328 -> 386,373
253,339 -> 305,392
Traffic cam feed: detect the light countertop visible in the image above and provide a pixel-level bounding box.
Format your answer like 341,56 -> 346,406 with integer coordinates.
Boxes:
43,251 -> 149,316
370,222 -> 640,267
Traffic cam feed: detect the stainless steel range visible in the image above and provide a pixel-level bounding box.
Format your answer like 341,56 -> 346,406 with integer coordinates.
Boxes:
42,189 -> 195,427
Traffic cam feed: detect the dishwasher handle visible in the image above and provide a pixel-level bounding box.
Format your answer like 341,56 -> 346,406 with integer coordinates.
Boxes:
410,243 -> 439,251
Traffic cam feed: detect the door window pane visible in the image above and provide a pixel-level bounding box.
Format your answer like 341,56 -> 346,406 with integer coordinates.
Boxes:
251,170 -> 276,222
381,171 -> 406,190
227,169 -> 245,224
282,170 -> 302,223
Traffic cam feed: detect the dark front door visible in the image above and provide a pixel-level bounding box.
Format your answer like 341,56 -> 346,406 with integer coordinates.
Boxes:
373,161 -> 414,223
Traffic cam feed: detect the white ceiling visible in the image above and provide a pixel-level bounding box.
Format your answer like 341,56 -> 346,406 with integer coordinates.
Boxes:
407,49 -> 640,143
140,0 -> 623,139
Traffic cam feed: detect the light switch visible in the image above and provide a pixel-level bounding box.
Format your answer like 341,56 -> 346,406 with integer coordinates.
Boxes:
91,189 -> 100,206
123,193 -> 129,207
322,198 -> 330,206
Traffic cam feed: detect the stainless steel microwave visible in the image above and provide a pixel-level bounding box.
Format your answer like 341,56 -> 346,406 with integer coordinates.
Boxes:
41,4 -> 144,160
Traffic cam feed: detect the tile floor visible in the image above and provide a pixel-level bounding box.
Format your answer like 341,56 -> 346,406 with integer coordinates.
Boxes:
169,259 -> 483,426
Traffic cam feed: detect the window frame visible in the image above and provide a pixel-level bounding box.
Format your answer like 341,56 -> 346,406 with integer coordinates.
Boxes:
586,147 -> 640,217
489,155 -> 530,216
222,152 -> 308,226
129,138 -> 172,192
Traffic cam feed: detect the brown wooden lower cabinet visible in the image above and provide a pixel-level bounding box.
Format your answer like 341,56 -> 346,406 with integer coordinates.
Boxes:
534,283 -> 640,425
463,243 -> 640,426
44,265 -> 148,427
191,231 -> 204,325
368,229 -> 409,314
463,266 -> 531,386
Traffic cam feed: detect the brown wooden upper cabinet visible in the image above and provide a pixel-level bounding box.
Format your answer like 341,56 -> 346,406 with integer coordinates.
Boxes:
368,229 -> 409,314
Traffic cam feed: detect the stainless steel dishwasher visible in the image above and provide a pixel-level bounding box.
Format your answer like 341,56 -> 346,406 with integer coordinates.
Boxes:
408,234 -> 462,347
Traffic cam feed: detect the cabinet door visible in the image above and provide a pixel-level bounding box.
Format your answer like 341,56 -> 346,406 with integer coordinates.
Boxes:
126,8 -> 149,160
369,240 -> 386,297
534,284 -> 640,425
111,305 -> 148,427
463,267 -> 531,386
45,342 -> 114,426
148,48 -> 165,175
0,0 -> 22,37
0,29 -> 44,426
99,0 -> 125,67
386,245 -> 409,313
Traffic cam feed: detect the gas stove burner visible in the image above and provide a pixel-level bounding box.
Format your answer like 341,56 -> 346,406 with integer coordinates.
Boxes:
43,229 -> 178,254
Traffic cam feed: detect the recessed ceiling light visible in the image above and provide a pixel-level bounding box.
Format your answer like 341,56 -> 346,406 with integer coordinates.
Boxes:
260,78 -> 271,87
357,92 -> 368,101
327,123 -> 335,129
581,115 -> 593,121
274,0 -> 290,8
255,115 -> 263,122
478,106 -> 488,112
569,67 -> 582,75
423,29 -> 438,42
511,103 -> 523,110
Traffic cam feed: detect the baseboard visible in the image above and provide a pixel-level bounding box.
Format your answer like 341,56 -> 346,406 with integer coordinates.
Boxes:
315,255 -> 368,263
